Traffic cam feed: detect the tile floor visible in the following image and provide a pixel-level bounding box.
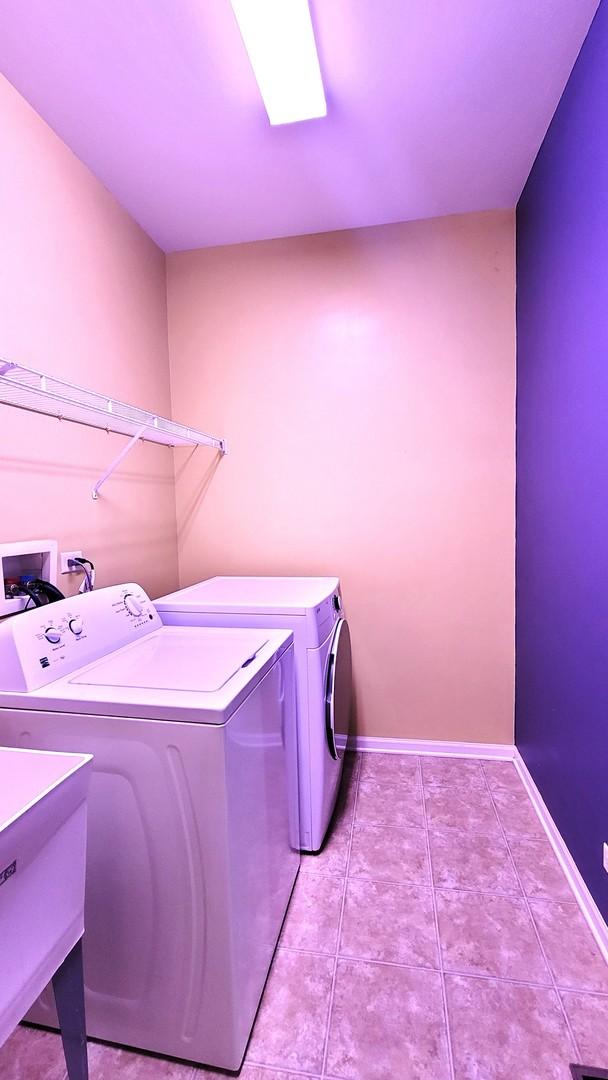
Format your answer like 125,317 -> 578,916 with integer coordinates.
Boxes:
2,753 -> 608,1079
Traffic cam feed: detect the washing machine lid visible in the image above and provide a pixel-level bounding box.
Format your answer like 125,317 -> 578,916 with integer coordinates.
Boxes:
155,576 -> 340,616
70,627 -> 270,693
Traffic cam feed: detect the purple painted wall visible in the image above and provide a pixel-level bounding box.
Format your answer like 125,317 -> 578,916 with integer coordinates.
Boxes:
516,0 -> 608,920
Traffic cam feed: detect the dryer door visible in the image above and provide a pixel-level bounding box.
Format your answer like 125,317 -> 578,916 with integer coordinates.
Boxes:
325,619 -> 352,760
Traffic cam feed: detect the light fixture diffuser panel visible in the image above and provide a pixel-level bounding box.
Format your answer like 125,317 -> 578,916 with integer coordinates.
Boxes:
231,0 -> 327,125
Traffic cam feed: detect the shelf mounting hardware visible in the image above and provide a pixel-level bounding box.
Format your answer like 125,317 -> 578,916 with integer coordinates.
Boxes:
91,423 -> 149,500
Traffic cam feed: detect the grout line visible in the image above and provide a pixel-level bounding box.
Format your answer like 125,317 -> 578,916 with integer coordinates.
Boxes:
433,883 -> 574,904
280,941 -> 441,972
319,756 -> 361,1078
244,1059 -> 321,1077
441,968 -> 608,996
441,966 -> 550,991
298,867 -> 347,879
358,774 -> 423,786
278,943 -> 339,959
347,819 -> 426,833
554,983 -> 608,1000
275,944 -> 608,998
420,766 -> 456,1080
289,876 -> 581,904
479,767 -> 583,1063
302,869 -> 430,888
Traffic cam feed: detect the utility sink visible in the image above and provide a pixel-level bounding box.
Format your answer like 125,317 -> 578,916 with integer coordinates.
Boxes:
0,745 -> 92,1047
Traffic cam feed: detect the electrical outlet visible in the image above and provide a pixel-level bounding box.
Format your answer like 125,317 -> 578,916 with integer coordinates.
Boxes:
60,550 -> 83,574
604,843 -> 608,875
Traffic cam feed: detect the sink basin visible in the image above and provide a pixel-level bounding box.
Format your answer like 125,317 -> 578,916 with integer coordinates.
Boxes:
0,745 -> 92,1047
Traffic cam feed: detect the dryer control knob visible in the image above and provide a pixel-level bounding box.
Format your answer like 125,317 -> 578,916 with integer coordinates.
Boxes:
44,626 -> 61,644
69,617 -> 83,636
124,594 -> 143,617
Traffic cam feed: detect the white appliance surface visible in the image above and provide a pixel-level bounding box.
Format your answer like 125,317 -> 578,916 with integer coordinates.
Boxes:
0,745 -> 90,830
0,747 -> 92,1047
0,588 -> 289,723
0,584 -> 299,1070
54,626 -> 283,723
155,576 -> 352,852
158,575 -> 340,616
71,627 -> 270,693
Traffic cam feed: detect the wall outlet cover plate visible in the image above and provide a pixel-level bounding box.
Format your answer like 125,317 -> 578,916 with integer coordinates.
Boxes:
60,550 -> 83,574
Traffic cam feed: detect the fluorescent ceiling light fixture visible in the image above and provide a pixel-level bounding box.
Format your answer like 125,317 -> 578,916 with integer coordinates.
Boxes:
231,0 -> 327,125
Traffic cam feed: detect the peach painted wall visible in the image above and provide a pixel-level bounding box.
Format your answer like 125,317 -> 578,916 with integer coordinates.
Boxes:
0,75 -> 178,599
167,211 -> 516,742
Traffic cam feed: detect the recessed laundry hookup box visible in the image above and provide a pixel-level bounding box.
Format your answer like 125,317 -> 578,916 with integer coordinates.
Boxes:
0,539 -> 58,618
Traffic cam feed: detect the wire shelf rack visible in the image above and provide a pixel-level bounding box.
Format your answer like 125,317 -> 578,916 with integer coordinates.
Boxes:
0,360 -> 227,498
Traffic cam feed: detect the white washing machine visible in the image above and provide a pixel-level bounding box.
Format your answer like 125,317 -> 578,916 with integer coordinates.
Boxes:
155,577 -> 352,853
0,584 -> 299,1071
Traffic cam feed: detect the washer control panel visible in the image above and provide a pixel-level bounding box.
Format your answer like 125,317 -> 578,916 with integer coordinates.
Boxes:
0,583 -> 162,692
123,593 -> 143,617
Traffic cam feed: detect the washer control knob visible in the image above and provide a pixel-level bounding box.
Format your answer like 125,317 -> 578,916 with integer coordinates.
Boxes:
69,616 -> 84,636
124,594 -> 143,617
44,626 -> 61,644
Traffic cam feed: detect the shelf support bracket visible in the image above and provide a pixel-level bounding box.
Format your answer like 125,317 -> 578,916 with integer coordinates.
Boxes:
92,424 -> 149,500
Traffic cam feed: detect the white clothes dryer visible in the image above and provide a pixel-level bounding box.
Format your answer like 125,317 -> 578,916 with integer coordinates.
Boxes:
155,577 -> 353,853
0,584 -> 298,1071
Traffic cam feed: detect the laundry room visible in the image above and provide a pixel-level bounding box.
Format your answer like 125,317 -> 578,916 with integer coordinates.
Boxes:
0,2 -> 607,1078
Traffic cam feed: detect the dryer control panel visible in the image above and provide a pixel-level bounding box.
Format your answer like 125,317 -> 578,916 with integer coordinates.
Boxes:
0,584 -> 161,692
310,589 -> 342,647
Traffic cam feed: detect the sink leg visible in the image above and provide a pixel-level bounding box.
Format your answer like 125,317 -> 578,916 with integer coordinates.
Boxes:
52,939 -> 89,1080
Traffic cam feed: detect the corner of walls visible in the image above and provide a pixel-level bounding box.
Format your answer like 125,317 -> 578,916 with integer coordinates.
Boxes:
165,247 -> 185,594
510,204 -> 518,748
161,245 -> 181,596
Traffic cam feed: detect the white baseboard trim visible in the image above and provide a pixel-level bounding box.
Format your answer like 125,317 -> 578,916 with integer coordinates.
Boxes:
513,750 -> 608,965
350,735 -> 516,760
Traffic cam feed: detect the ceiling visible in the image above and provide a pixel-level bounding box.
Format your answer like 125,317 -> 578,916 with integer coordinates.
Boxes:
0,0 -> 600,252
